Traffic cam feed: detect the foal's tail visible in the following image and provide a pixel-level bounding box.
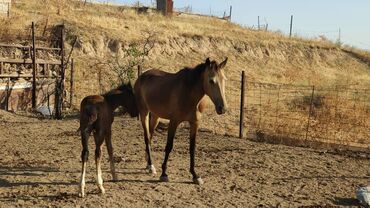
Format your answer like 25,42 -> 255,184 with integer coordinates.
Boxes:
79,105 -> 98,133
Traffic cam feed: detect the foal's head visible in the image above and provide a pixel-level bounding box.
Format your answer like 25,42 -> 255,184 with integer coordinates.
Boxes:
203,57 -> 228,115
115,83 -> 139,117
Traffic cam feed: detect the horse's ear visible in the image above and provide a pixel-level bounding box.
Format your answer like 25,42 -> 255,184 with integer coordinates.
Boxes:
219,57 -> 228,69
205,57 -> 211,66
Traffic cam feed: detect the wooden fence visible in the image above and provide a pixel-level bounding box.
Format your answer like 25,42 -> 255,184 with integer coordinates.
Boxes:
0,22 -> 73,119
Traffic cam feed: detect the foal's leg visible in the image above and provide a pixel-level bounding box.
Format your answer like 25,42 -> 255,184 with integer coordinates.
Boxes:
105,128 -> 117,181
79,128 -> 92,198
160,120 -> 179,182
140,111 -> 155,175
146,113 -> 159,174
94,130 -> 106,194
189,121 -> 203,185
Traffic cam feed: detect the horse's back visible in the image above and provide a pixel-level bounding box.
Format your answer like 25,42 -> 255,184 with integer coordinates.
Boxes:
135,69 -> 183,119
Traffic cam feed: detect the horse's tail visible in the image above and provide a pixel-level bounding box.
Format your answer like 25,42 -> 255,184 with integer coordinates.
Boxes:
79,105 -> 98,132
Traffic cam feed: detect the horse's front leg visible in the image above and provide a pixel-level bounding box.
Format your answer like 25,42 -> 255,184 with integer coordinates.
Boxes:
160,120 -> 179,182
189,121 -> 203,185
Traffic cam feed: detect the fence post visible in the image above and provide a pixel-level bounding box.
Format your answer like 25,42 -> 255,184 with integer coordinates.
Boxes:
289,15 -> 293,38
229,5 -> 232,21
305,85 -> 315,141
31,22 -> 37,109
7,2 -> 10,18
55,24 -> 64,119
137,65 -> 142,121
258,16 -> 260,30
239,71 -> 245,139
5,78 -> 10,111
137,65 -> 142,78
69,58 -> 74,108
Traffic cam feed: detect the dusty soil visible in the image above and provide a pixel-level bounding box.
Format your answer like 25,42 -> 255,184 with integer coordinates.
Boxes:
0,110 -> 369,207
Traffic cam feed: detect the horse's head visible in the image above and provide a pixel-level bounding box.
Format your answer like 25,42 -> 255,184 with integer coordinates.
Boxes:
203,57 -> 228,115
117,82 -> 139,117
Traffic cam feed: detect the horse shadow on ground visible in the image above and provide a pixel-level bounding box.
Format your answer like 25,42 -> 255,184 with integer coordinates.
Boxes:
331,197 -> 361,207
0,165 -> 75,188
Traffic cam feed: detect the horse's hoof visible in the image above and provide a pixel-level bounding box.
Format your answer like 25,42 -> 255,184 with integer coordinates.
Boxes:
193,177 -> 204,185
78,192 -> 85,198
146,165 -> 157,175
98,186 -> 106,195
160,175 -> 169,182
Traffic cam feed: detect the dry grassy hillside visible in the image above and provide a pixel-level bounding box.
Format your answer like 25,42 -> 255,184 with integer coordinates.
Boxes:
1,0 -> 370,146
2,0 -> 370,95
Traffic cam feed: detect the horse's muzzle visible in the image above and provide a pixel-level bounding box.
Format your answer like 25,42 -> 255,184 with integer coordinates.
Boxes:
216,105 -> 226,115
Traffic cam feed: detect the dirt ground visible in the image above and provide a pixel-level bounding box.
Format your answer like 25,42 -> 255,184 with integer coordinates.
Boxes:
0,110 -> 369,208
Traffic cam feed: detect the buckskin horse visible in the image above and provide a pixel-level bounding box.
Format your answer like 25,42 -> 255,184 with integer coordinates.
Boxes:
78,83 -> 138,197
134,57 -> 228,185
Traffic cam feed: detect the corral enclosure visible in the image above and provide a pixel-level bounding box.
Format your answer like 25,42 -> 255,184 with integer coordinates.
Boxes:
0,0 -> 370,207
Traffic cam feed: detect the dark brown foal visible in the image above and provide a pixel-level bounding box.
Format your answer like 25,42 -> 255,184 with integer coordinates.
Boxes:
78,83 -> 138,198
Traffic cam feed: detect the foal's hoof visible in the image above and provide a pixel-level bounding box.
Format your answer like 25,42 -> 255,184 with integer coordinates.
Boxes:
193,177 -> 204,185
159,175 -> 169,182
78,192 -> 85,198
98,186 -> 106,195
146,165 -> 157,175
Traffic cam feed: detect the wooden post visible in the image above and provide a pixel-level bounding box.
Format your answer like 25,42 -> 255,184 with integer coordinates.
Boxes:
239,71 -> 245,139
258,16 -> 260,30
7,2 -> 10,18
229,6 -> 232,21
137,65 -> 142,78
69,58 -> 74,108
31,22 -> 37,109
55,24 -> 64,119
137,65 -> 142,121
305,86 -> 315,141
5,78 -> 10,111
289,15 -> 293,38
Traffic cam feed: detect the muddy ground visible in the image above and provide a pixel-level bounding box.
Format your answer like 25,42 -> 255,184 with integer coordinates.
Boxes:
0,110 -> 369,208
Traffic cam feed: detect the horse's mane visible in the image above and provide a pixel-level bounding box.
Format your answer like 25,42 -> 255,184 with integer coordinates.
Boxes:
103,83 -> 133,96
181,61 -> 217,86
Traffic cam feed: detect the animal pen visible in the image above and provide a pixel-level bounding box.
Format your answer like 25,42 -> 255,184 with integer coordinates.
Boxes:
0,22 -> 72,119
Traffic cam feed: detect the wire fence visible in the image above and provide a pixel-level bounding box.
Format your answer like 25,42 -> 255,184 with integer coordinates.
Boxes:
203,72 -> 370,151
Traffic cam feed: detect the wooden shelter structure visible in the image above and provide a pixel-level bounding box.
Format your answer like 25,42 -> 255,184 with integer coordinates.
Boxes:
156,0 -> 173,16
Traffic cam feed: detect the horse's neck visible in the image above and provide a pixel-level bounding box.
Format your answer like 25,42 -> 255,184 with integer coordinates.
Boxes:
104,94 -> 122,112
185,69 -> 206,107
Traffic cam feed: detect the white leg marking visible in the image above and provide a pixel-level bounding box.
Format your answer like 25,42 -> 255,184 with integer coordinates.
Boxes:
96,160 -> 105,194
79,163 -> 87,198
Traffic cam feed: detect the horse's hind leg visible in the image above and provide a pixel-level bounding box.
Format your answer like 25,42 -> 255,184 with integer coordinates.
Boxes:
140,111 -> 155,175
79,127 -> 91,198
94,130 -> 106,194
160,120 -> 179,182
147,113 -> 159,174
105,128 -> 117,181
189,121 -> 203,185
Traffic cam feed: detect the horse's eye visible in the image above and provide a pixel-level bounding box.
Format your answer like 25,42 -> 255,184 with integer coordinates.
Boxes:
209,79 -> 216,84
